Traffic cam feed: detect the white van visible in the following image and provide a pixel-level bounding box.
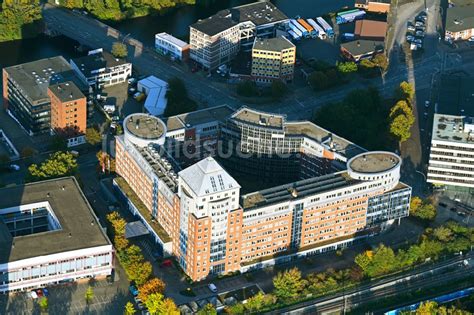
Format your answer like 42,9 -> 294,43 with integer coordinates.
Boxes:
208,283 -> 217,293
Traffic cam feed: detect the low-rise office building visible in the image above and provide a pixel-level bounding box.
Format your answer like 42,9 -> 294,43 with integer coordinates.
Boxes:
340,40 -> 385,62
189,1 -> 289,70
445,3 -> 474,41
251,36 -> 296,83
70,49 -> 132,89
155,32 -> 190,61
48,81 -> 87,147
2,57 -> 87,135
0,177 -> 114,293
354,19 -> 388,41
115,107 -> 411,281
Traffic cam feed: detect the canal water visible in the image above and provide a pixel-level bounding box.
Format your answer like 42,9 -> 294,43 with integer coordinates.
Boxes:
0,0 -> 353,69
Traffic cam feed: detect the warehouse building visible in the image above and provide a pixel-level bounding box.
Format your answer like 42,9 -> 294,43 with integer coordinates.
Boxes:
0,177 -> 114,293
445,3 -> 474,41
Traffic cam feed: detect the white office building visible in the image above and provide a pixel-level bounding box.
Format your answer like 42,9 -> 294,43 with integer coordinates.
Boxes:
155,33 -> 190,61
0,178 -> 114,293
427,114 -> 474,188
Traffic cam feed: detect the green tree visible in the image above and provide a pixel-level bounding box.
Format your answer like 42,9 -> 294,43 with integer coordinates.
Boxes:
245,292 -> 266,312
124,302 -> 136,315
273,267 -> 307,302
372,54 -> 388,72
395,81 -> 415,102
197,303 -> 217,315
112,42 -> 128,58
390,113 -> 413,143
39,297 -> 48,312
138,278 -> 166,303
433,226 -> 454,242
28,152 -> 77,181
271,80 -> 287,99
126,261 -> 153,286
85,286 -> 94,304
0,1 -> 42,42
410,197 -> 437,221
236,80 -> 258,97
355,244 -> 397,277
164,77 -> 197,117
225,303 -> 245,314
86,127 -> 102,146
144,293 -> 179,315
336,61 -> 358,74
308,71 -> 329,91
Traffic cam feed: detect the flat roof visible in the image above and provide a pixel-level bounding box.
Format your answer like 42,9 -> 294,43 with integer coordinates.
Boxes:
191,10 -> 238,36
437,73 -> 474,117
3,56 -> 81,105
242,172 -> 359,210
354,19 -> 388,39
231,107 -> 285,129
231,1 -> 288,26
348,152 -> 400,174
0,177 -> 111,264
446,4 -> 474,32
285,121 -> 366,159
125,113 -> 166,140
431,114 -> 474,144
48,81 -> 85,102
341,40 -> 385,57
253,36 -> 295,52
71,51 -> 128,77
166,105 -> 234,131
155,32 -> 189,48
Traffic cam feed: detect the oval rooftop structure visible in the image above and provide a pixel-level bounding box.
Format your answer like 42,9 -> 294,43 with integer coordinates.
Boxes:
347,151 -> 402,186
123,113 -> 167,147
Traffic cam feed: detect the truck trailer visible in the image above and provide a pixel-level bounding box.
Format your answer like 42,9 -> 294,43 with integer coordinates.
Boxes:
290,19 -> 309,38
316,17 -> 334,38
307,18 -> 326,39
297,19 -> 316,38
336,9 -> 366,24
288,30 -> 301,41
288,22 -> 304,38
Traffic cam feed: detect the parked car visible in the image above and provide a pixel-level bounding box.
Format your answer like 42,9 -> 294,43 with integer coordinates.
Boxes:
129,285 -> 139,296
36,289 -> 44,298
137,303 -> 146,310
160,259 -> 173,268
415,21 -> 424,27
407,25 -> 416,32
406,35 -> 415,42
9,164 -> 20,171
416,30 -> 425,37
42,288 -> 49,297
414,38 -> 423,44
439,202 -> 447,207
425,100 -> 430,108
208,283 -> 217,293
128,78 -> 137,85
128,87 -> 137,95
30,291 -> 38,299
133,92 -> 145,102
469,36 -> 474,42
134,297 -> 142,304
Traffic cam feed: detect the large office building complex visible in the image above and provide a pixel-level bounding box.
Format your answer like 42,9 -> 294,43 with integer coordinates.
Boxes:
0,177 -> 114,293
115,106 -> 411,281
189,1 -> 289,70
251,36 -> 296,83
2,57 -> 88,135
70,49 -> 132,89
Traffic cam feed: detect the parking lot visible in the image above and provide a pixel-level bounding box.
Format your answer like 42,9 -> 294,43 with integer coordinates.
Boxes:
0,265 -> 131,315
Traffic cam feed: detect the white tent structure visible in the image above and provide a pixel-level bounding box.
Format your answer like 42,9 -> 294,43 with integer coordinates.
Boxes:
137,76 -> 169,116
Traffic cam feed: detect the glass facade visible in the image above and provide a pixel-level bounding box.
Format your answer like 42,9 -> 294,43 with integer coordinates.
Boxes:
366,187 -> 411,226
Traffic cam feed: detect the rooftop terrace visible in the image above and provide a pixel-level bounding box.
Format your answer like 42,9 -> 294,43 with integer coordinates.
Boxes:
125,113 -> 166,140
231,107 -> 285,129
431,114 -> 474,144
348,152 -> 400,174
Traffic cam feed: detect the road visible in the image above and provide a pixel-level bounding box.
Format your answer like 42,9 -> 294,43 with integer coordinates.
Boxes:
268,254 -> 474,314
41,3 -> 445,121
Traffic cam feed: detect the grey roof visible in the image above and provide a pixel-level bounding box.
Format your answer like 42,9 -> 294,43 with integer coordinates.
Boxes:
341,40 -> 385,57
446,4 -> 474,32
252,36 -> 295,52
71,51 -> 128,77
125,113 -> 166,140
230,1 -> 288,26
0,177 -> 111,264
48,81 -> 85,102
191,10 -> 238,36
190,1 -> 288,36
179,156 -> 240,196
166,105 -> 234,131
437,73 -> 474,117
231,107 -> 285,129
3,56 -> 83,105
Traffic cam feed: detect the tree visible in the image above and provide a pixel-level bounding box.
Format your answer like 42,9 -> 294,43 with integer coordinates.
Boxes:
28,152 -> 77,181
410,197 -> 437,221
390,113 -> 413,143
164,77 -> 197,117
112,42 -> 128,58
39,297 -> 48,312
86,127 -> 102,146
236,80 -> 258,97
225,303 -> 245,314
97,150 -> 116,173
197,303 -> 217,315
358,59 -> 377,77
308,71 -> 329,91
272,267 -> 307,302
271,80 -> 287,99
372,54 -> 388,72
433,226 -> 454,242
336,61 -> 357,74
126,261 -> 153,286
138,278 -> 166,302
395,81 -> 415,102
124,302 -> 136,315
245,292 -> 266,312
355,244 -> 397,277
144,293 -> 179,315
85,286 -> 94,304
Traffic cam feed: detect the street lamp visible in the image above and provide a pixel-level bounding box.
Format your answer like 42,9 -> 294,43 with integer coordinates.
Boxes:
415,170 -> 427,182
